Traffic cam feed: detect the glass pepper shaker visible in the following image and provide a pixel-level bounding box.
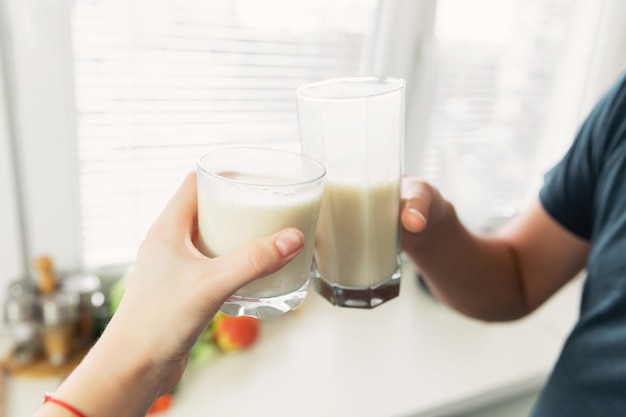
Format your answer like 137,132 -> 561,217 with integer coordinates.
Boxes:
61,273 -> 101,348
40,292 -> 79,366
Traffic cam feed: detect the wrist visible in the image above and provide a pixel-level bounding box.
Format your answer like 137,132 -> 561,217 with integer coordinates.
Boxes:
49,315 -> 160,417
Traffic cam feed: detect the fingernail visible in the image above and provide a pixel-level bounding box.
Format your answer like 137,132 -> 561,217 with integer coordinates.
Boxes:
275,230 -> 303,257
408,207 -> 427,225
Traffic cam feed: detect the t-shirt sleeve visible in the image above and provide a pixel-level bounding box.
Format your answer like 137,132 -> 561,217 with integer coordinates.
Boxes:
539,72 -> 626,240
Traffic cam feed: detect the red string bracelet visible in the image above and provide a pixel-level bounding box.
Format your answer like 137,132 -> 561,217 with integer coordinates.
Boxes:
43,392 -> 87,417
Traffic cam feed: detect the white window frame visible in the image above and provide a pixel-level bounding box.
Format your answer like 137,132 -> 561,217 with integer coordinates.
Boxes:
0,36 -> 24,292
371,0 -> 437,177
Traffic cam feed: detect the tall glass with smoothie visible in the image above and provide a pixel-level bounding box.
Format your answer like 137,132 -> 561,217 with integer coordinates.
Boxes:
196,147 -> 325,319
296,76 -> 405,308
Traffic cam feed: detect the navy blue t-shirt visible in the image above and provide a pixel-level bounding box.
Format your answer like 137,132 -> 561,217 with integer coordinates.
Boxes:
534,72 -> 626,416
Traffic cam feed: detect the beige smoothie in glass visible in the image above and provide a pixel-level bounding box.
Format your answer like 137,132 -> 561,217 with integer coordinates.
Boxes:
314,179 -> 401,289
297,75 -> 405,308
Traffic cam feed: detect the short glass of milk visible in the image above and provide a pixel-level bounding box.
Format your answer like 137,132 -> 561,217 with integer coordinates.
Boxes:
296,76 -> 405,308
196,147 -> 325,319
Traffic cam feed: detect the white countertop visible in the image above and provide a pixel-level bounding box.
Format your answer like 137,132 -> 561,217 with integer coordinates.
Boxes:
4,263 -> 582,417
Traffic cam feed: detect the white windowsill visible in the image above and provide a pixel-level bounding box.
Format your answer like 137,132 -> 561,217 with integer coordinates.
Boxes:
4,262 -> 582,417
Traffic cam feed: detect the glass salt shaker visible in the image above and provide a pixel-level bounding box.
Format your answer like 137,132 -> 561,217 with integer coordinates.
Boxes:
4,287 -> 42,366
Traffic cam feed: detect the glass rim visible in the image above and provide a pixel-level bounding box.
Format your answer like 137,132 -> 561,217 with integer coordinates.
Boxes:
295,75 -> 405,102
197,146 -> 326,188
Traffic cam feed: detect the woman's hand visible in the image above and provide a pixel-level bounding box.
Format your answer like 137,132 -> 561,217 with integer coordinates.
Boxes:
36,172 -> 305,417
115,171 -> 305,395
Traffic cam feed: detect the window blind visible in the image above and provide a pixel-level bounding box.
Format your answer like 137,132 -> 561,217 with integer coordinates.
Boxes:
421,0 -> 587,230
71,0 -> 379,267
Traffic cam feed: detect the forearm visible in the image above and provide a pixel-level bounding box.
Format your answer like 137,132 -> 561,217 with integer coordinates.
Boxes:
404,199 -> 529,321
33,313 -> 160,417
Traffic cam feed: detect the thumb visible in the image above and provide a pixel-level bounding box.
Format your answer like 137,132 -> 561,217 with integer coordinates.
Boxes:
401,177 -> 433,233
207,228 -> 305,295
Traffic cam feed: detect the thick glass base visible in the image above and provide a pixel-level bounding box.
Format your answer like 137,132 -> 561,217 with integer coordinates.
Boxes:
219,279 -> 309,320
313,258 -> 401,308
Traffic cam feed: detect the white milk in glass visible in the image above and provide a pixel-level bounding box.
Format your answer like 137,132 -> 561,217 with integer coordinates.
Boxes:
197,147 -> 325,319
197,172 -> 322,298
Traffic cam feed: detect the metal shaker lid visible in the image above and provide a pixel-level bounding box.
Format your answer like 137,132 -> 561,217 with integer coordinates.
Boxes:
4,293 -> 40,323
8,280 -> 38,298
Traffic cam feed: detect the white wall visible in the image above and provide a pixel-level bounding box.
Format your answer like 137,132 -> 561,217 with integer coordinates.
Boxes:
1,0 -> 81,273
